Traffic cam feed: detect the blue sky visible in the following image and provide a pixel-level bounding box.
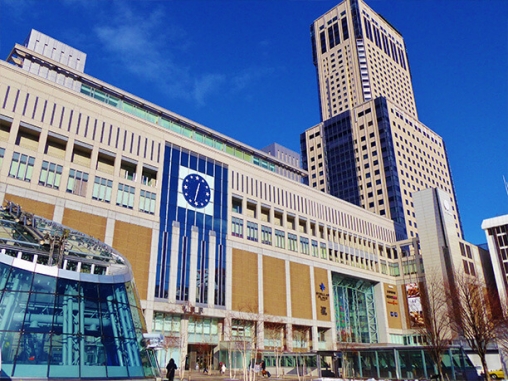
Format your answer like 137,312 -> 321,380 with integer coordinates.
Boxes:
1,0 -> 507,244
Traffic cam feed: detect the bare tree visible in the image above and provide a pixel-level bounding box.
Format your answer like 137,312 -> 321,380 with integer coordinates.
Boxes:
335,328 -> 358,380
264,320 -> 286,378
292,325 -> 311,381
415,274 -> 453,381
229,304 -> 262,381
494,316 -> 508,378
448,272 -> 504,381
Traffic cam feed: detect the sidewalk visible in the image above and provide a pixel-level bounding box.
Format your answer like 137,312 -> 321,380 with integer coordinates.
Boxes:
174,370 -> 314,381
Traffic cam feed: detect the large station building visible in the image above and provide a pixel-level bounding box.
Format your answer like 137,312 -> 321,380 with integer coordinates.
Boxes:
301,0 -> 462,241
0,1 -> 494,379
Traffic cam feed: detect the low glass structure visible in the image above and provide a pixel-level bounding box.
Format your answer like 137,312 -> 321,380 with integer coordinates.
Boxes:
0,202 -> 159,379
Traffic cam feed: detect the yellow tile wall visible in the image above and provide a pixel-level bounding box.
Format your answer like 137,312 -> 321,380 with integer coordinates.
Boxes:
62,209 -> 106,243
263,256 -> 287,317
232,248 -> 259,312
290,262 -> 312,320
5,194 -> 54,220
112,220 -> 152,300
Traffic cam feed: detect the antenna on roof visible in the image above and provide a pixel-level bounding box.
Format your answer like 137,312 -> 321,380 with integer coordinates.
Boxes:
504,175 -> 508,197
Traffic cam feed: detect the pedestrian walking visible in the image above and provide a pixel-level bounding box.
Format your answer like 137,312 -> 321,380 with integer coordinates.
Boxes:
166,358 -> 177,381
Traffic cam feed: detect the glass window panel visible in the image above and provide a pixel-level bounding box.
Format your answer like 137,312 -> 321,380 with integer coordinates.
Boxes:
99,283 -> 115,301
4,267 -> 34,292
105,185 -> 112,202
23,292 -> 56,334
104,336 -> 128,374
81,282 -> 98,299
9,160 -> 19,177
12,332 -> 50,377
18,162 -> 27,178
100,300 -> 117,337
56,277 -> 80,296
82,336 -> 107,375
25,164 -> 34,180
32,273 -> 57,294
92,182 -> 100,199
48,334 -> 80,377
1,331 -> 20,375
66,177 -> 75,193
47,170 -> 55,186
53,294 -> 80,335
129,306 -> 145,332
0,262 -> 12,290
0,291 -> 29,331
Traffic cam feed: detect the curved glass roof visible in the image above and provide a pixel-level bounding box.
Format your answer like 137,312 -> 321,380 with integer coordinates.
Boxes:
0,201 -> 129,275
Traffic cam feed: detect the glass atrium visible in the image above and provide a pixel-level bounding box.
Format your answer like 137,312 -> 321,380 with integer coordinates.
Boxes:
0,202 -> 159,379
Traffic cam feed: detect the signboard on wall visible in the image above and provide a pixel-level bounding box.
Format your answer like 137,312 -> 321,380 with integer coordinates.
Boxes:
405,283 -> 424,327
384,284 -> 402,329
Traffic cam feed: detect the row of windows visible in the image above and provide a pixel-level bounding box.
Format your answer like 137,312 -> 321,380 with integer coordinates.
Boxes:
80,84 -> 295,177
1,86 -> 161,165
230,171 -> 393,242
231,216 -> 392,275
0,116 -> 159,189
5,151 -> 156,214
364,17 -> 407,70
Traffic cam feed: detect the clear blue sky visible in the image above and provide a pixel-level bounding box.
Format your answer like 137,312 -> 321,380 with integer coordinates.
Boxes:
1,0 -> 507,244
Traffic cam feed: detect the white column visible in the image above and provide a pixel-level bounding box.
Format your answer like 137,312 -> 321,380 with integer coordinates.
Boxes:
168,221 -> 180,303
145,224 -> 160,324
188,226 -> 199,305
309,265 -> 319,351
104,213 -> 115,246
328,269 -> 337,351
258,253 -> 264,349
53,198 -> 65,224
207,231 -> 216,308
225,244 -> 233,311
285,260 -> 292,318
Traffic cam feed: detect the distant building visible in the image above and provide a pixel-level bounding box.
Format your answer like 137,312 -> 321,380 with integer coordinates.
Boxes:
260,142 -> 302,182
301,0 -> 462,241
481,214 -> 508,314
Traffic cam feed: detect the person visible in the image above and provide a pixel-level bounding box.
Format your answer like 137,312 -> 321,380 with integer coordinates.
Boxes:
166,358 -> 177,381
221,362 -> 226,374
261,360 -> 270,378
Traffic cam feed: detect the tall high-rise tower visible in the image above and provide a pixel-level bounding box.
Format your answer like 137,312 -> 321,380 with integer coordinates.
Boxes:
302,0 -> 463,240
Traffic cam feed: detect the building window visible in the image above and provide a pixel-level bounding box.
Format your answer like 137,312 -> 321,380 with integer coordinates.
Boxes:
9,152 -> 35,181
300,237 -> 310,255
39,160 -> 63,189
232,217 -> 243,238
288,233 -> 298,252
66,169 -> 89,196
247,221 -> 258,241
320,243 -> 327,259
275,229 -> 285,248
139,190 -> 156,214
92,176 -> 113,203
116,183 -> 135,209
389,262 -> 400,277
261,226 -> 272,245
232,198 -> 242,214
0,147 -> 4,168
312,240 -> 318,257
